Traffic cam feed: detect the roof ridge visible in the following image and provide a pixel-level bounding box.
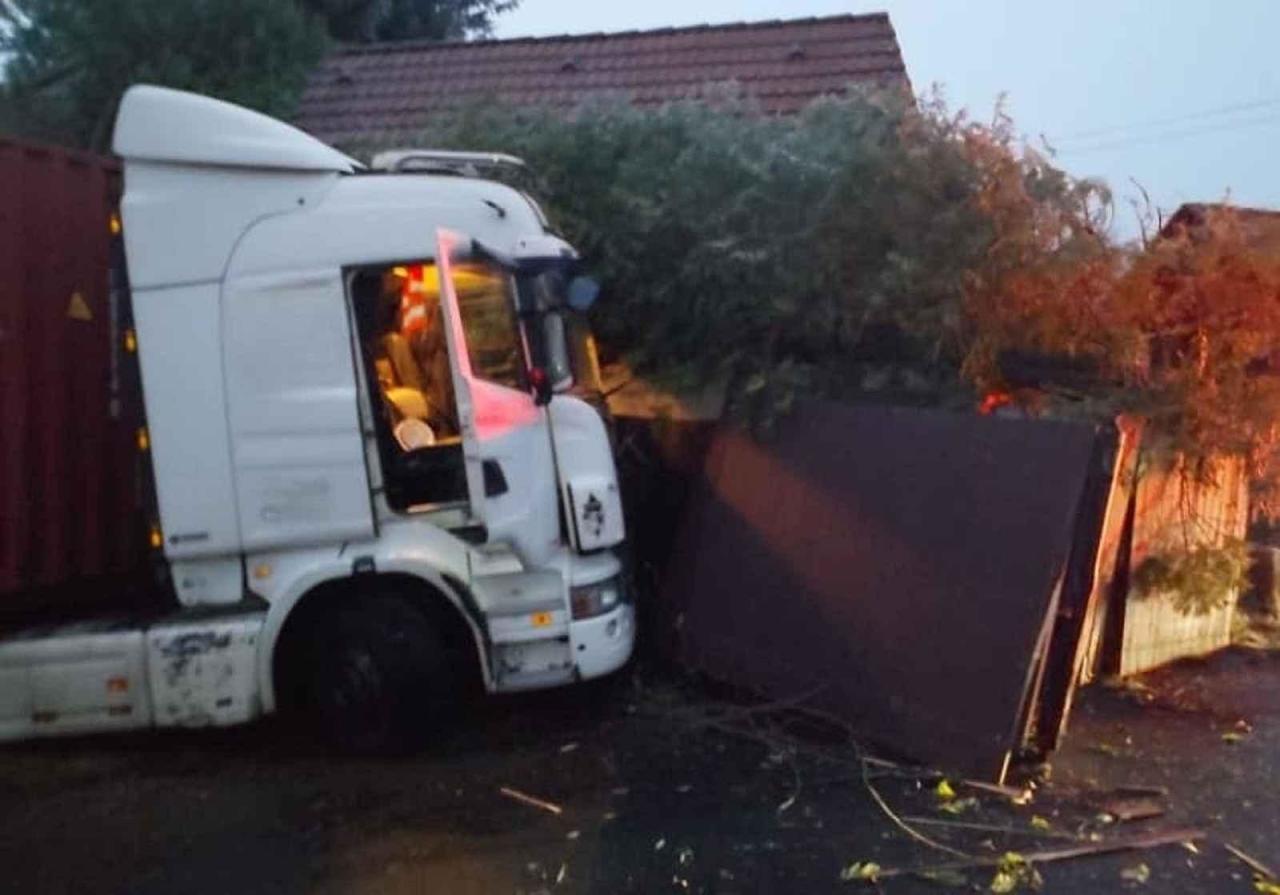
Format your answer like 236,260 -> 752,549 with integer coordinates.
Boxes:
324,12 -> 893,58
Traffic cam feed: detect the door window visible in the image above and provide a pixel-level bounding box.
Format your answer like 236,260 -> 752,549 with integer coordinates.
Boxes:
451,261 -> 526,391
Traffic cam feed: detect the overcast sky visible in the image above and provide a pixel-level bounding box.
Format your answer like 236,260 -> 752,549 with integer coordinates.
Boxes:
494,0 -> 1280,238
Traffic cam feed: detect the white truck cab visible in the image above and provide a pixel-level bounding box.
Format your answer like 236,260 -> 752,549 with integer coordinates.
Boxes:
0,86 -> 633,750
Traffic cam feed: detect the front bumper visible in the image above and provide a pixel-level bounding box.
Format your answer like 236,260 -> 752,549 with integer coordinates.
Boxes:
570,602 -> 636,680
489,603 -> 634,693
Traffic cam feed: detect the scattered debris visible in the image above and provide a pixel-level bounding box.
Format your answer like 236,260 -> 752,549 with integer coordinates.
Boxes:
1029,816 -> 1051,831
935,779 -> 958,801
870,827 -> 1206,882
839,861 -> 881,883
1109,785 -> 1169,798
565,830 -> 579,841
1104,677 -> 1157,705
1094,792 -> 1166,823
654,838 -> 666,852
900,816 -> 1081,842
862,757 -> 1032,802
555,863 -> 567,885
966,779 -> 1035,804
498,786 -> 563,816
1120,862 -> 1151,884
678,847 -> 694,866
939,797 -> 979,816
989,852 -> 1042,893
861,764 -> 972,860
559,742 -> 579,754
1225,842 -> 1277,880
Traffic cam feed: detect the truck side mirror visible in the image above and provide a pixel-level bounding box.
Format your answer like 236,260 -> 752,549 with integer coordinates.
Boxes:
567,276 -> 600,312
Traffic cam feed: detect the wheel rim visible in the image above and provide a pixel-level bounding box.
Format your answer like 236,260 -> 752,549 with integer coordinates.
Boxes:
321,639 -> 391,739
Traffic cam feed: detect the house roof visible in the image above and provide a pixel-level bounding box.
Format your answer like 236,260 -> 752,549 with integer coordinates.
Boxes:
1163,203 -> 1280,255
295,13 -> 910,148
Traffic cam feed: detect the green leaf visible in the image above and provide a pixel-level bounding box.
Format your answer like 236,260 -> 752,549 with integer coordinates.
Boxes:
990,870 -> 1018,893
839,861 -> 881,882
1120,863 -> 1150,884
939,797 -> 979,815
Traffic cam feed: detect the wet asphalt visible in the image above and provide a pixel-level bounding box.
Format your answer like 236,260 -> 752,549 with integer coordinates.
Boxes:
1,649 -> 1277,894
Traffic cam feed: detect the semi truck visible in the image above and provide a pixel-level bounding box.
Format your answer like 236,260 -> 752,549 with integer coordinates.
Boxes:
0,86 -> 634,750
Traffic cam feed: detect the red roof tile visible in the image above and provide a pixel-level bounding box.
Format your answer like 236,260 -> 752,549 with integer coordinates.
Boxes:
296,13 -> 910,146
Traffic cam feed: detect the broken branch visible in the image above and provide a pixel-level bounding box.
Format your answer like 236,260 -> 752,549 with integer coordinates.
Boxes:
855,743 -> 973,860
499,786 -> 563,816
873,827 -> 1205,881
1224,842 -> 1276,880
860,754 -> 1029,801
899,815 -> 1083,842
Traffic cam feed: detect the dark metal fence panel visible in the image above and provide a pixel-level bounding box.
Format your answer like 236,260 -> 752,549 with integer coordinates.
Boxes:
668,401 -> 1101,781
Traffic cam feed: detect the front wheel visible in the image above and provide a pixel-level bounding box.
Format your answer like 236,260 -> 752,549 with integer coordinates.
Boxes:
307,593 -> 458,753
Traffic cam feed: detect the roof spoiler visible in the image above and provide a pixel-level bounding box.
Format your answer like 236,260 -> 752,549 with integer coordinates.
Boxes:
370,148 -> 526,177
114,85 -> 361,173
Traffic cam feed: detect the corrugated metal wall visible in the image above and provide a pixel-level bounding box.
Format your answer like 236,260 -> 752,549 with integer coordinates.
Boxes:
1117,456 -> 1247,675
0,138 -> 150,608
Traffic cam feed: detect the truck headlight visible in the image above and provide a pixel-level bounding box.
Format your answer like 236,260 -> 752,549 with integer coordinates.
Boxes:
570,578 -> 623,620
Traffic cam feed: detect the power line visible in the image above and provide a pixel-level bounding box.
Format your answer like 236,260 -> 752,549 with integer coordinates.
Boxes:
1051,95 -> 1280,144
1054,113 -> 1280,156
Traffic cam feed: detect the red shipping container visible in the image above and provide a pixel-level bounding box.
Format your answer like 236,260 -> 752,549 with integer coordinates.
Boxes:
0,137 -> 153,619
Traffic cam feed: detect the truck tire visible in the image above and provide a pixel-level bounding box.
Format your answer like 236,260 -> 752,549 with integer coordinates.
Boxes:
307,593 -> 458,753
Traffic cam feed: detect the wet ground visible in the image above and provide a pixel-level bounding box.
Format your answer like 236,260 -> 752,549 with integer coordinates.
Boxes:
2,648 -> 1278,894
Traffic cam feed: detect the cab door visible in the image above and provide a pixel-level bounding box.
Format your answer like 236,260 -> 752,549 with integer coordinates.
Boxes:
223,268 -> 375,551
434,229 -> 561,568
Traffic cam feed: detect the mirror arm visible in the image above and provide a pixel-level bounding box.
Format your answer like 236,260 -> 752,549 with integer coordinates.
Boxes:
529,367 -> 553,406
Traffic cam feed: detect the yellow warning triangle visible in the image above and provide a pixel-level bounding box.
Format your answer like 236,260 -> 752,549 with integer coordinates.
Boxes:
67,290 -> 92,322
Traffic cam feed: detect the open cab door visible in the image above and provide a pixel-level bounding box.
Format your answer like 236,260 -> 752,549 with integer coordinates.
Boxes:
433,229 -> 487,527
433,229 -> 560,565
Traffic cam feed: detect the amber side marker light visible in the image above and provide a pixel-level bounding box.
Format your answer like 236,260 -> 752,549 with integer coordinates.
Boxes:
123,329 -> 137,353
148,525 -> 163,549
136,427 -> 149,451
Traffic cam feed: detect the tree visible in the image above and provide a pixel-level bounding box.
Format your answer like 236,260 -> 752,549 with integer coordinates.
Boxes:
404,90 -> 1069,424
0,0 -> 328,150
302,0 -> 517,43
